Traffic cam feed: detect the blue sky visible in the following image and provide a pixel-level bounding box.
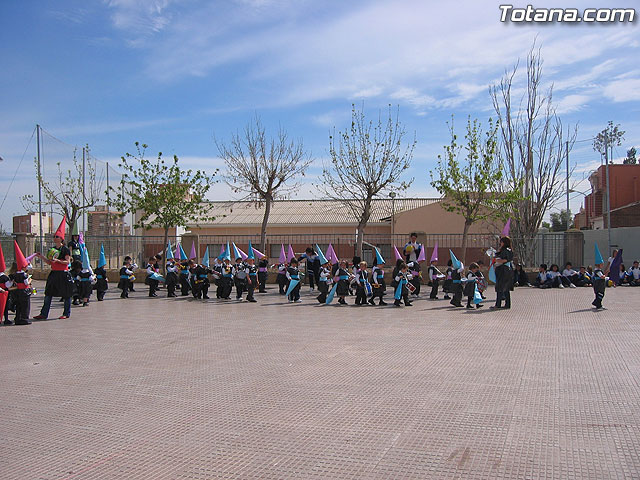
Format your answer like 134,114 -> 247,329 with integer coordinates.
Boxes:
1,0 -> 639,231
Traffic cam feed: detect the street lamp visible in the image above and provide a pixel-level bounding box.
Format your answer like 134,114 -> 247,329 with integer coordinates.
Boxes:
389,192 -> 397,245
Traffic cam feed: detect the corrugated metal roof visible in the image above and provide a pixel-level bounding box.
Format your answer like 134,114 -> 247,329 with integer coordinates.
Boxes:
188,198 -> 441,226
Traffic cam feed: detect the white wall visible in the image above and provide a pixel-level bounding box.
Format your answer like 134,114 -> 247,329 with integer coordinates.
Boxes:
583,227 -> 640,267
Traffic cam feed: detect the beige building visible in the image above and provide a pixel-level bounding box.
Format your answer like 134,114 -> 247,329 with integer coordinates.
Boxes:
137,198 -> 502,263
88,205 -> 130,236
13,212 -> 54,235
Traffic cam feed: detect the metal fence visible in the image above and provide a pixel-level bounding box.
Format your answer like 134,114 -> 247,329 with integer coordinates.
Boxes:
3,231 -> 576,270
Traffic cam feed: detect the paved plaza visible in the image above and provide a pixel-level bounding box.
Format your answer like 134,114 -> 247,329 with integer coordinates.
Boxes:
2,282 -> 640,479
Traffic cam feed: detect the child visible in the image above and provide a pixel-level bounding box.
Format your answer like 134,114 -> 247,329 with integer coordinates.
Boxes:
0,254 -> 12,325
220,259 -> 234,300
233,257 -> 248,300
71,260 -> 83,305
354,261 -> 371,306
277,261 -> 288,295
165,258 -> 179,297
257,254 -> 269,293
513,264 -> 530,287
10,261 -> 32,325
592,262 -> 607,309
335,260 -> 351,305
118,256 -> 135,299
464,263 -> 484,309
561,262 -> 579,288
427,260 -> 443,299
617,263 -> 627,286
94,262 -> 108,302
392,262 -> 413,307
191,260 -> 211,300
450,260 -> 464,308
316,261 -> 332,303
245,257 -> 258,303
286,258 -> 301,303
77,261 -> 94,307
442,260 -> 453,300
577,266 -> 591,287
178,259 -> 191,296
534,264 -> 550,288
145,256 -> 160,297
371,258 -> 387,306
407,261 -> 421,297
547,264 -> 564,288
627,261 -> 640,286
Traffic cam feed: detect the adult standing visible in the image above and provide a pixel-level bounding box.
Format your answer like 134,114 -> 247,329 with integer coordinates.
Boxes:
300,247 -> 320,291
403,233 -> 422,264
34,217 -> 74,320
491,236 -> 514,309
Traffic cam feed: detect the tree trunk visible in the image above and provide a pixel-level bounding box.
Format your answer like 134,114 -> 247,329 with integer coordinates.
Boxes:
162,226 -> 169,275
460,219 -> 472,264
260,195 -> 273,254
356,220 -> 366,259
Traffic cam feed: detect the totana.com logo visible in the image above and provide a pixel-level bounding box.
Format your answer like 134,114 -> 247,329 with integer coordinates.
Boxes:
499,5 -> 636,23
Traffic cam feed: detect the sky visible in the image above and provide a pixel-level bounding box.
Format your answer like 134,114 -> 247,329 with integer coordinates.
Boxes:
1,0 -> 639,232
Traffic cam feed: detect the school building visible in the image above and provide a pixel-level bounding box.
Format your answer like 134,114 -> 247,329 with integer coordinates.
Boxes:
136,198 -> 502,264
574,164 -> 640,230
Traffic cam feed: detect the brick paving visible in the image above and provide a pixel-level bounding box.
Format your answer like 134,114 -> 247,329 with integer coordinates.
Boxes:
1,282 -> 640,479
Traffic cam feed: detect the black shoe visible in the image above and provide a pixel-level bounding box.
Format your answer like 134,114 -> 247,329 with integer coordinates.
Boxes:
15,319 -> 32,325
130,288 -> 136,292
3,320 -> 13,326
490,305 -> 502,310
466,305 -> 474,309
82,302 -> 89,307
476,304 -> 484,309
368,298 -> 376,305
248,298 -> 257,303
203,295 -> 210,299
394,300 -> 401,307
378,300 -> 387,306
444,295 -> 450,299
338,298 -> 346,305
405,302 -> 413,307
97,298 -> 104,301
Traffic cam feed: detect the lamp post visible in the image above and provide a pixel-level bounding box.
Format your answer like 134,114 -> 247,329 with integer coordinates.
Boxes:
389,192 -> 397,246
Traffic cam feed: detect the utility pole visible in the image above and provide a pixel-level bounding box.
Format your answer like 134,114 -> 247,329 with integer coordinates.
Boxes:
605,136 -> 611,255
36,124 -> 43,269
566,141 -> 570,231
82,146 -> 86,234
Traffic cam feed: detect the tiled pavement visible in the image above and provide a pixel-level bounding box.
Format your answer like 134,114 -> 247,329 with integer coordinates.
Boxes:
1,282 -> 640,479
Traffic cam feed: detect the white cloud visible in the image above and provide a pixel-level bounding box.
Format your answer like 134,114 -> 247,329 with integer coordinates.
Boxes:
556,94 -> 591,114
603,78 -> 640,102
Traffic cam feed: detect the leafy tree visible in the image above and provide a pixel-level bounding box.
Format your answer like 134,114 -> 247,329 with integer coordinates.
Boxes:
550,209 -> 573,232
22,146 -> 103,235
431,116 -> 517,262
593,121 -> 625,162
108,143 -> 216,272
317,104 -> 415,257
216,116 -> 311,252
490,43 -> 577,265
624,147 -> 637,165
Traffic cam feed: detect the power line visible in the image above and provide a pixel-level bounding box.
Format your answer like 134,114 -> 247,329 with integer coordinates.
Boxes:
0,126 -> 36,211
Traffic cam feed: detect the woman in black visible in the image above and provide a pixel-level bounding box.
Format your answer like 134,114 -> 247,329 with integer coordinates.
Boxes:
34,232 -> 74,320
491,236 -> 514,309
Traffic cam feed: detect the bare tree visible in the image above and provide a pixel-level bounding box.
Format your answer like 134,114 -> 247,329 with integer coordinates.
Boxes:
490,43 -> 577,265
216,116 -> 312,252
318,104 -> 415,257
22,146 -> 104,235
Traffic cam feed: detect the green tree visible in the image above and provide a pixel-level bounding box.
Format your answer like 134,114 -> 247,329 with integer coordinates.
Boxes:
430,116 -> 518,263
318,104 -> 415,257
593,121 -> 625,162
550,209 -> 573,232
624,147 -> 637,165
108,143 -> 216,272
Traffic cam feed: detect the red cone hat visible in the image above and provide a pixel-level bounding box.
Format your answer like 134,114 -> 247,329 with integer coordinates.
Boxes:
54,216 -> 67,240
14,240 -> 28,271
